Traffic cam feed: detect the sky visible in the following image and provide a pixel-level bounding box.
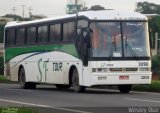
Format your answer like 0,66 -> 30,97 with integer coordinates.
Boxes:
0,0 -> 160,17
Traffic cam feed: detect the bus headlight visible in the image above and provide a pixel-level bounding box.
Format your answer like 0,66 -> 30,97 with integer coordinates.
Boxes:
139,67 -> 151,71
92,68 -> 96,72
92,68 -> 108,73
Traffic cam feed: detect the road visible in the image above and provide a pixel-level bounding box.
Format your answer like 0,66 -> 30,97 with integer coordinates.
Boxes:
0,83 -> 160,113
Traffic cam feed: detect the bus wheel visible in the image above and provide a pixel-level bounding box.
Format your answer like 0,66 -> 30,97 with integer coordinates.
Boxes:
19,67 -> 36,89
56,84 -> 70,89
72,68 -> 86,93
118,85 -> 132,93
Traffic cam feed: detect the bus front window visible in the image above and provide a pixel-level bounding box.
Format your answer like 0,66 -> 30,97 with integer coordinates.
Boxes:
90,21 -> 150,59
122,22 -> 150,57
90,22 -> 122,58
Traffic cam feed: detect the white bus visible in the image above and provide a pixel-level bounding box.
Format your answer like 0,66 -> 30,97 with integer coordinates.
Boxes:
4,10 -> 152,93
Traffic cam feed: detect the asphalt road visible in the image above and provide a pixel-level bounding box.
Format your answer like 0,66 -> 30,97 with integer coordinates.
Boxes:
0,83 -> 160,113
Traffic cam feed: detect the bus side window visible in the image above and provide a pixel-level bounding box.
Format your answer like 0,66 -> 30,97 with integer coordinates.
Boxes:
50,24 -> 61,43
26,27 -> 36,45
63,22 -> 74,42
6,29 -> 16,46
38,26 -> 48,44
16,28 -> 25,45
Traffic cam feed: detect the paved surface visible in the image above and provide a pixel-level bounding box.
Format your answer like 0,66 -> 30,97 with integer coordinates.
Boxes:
0,83 -> 160,113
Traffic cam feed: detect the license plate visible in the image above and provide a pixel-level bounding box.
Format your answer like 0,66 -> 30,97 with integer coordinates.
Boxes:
119,76 -> 129,80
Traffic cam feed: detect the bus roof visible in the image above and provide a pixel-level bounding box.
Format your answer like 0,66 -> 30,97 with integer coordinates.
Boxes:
79,10 -> 147,20
5,10 -> 147,28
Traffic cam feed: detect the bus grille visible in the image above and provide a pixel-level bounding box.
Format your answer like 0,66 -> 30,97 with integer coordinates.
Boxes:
109,68 -> 138,72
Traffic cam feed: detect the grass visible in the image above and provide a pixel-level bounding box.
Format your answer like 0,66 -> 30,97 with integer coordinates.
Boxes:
0,107 -> 40,113
0,75 -> 9,81
133,80 -> 160,92
17,108 -> 39,113
0,75 -> 18,83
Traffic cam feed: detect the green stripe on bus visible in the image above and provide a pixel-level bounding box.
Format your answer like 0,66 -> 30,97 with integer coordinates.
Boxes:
5,44 -> 78,63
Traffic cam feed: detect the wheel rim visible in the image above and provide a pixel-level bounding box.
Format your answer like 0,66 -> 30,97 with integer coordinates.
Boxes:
72,69 -> 79,88
20,69 -> 25,86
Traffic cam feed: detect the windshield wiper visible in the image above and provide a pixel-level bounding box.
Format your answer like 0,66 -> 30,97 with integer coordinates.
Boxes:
125,36 -> 139,60
109,35 -> 117,60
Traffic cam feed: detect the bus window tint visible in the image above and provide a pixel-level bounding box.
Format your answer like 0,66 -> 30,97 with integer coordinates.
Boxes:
50,24 -> 61,42
16,28 -> 25,45
38,26 -> 48,43
6,29 -> 15,46
63,22 -> 74,41
27,27 -> 36,44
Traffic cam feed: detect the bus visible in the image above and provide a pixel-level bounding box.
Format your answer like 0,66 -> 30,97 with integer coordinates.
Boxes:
4,10 -> 152,93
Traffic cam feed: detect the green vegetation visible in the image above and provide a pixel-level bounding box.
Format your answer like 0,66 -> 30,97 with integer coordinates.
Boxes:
0,24 -> 5,43
0,107 -> 41,113
0,75 -> 18,84
0,75 -> 9,82
90,5 -> 105,10
0,57 -> 4,74
133,81 -> 160,92
135,2 -> 160,48
152,55 -> 160,75
135,2 -> 160,14
149,16 -> 160,47
17,108 -> 39,113
3,14 -> 23,21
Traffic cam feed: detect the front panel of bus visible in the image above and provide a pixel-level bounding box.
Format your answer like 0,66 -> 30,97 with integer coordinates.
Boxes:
82,20 -> 151,86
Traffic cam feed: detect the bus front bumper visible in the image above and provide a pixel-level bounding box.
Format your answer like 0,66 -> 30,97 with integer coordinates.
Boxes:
87,72 -> 152,86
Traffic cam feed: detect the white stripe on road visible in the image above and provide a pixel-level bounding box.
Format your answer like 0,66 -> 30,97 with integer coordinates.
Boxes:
124,98 -> 160,103
0,98 -> 91,113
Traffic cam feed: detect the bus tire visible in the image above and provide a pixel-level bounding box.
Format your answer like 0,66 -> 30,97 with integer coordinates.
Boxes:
19,67 -> 36,89
56,84 -> 70,89
118,85 -> 132,93
72,68 -> 86,93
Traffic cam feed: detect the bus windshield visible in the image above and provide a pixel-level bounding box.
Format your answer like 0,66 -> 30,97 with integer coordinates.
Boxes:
90,21 -> 150,59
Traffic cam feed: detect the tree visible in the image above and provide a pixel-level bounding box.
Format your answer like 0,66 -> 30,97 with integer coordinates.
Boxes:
149,16 -> 160,33
3,14 -> 23,21
148,16 -> 160,48
135,2 -> 160,14
30,15 -> 47,20
0,24 -> 5,43
135,2 -> 160,48
90,5 -> 105,11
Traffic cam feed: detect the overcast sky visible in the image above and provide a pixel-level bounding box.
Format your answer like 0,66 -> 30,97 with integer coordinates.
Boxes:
0,0 -> 160,17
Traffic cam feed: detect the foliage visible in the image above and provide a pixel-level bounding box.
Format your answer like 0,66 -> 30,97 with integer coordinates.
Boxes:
135,2 -> 160,14
0,57 -> 4,74
135,2 -> 160,49
3,14 -> 47,21
17,108 -> 39,113
30,15 -> 47,20
0,107 -> 39,113
152,55 -> 160,75
3,14 -> 23,21
90,5 -> 105,11
0,24 -> 5,43
149,16 -> 160,48
149,16 -> 160,33
133,81 -> 160,92
0,75 -> 8,81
